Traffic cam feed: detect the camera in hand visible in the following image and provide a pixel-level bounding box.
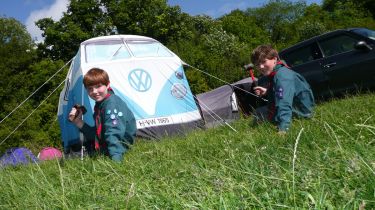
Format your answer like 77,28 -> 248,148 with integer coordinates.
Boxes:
74,104 -> 87,115
68,104 -> 87,122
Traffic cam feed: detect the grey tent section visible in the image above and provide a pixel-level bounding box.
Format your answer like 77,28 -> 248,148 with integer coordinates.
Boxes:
196,84 -> 238,128
196,77 -> 262,128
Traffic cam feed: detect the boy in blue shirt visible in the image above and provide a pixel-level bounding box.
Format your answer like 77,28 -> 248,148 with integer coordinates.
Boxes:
251,45 -> 315,133
69,68 -> 136,162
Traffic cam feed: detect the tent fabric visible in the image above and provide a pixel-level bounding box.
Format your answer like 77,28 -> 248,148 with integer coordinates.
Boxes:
38,147 -> 63,160
196,77 -> 259,128
0,147 -> 38,168
137,120 -> 205,139
196,85 -> 239,128
58,35 -> 203,152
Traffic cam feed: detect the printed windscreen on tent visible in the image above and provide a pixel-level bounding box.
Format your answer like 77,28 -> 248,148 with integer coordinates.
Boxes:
58,35 -> 202,152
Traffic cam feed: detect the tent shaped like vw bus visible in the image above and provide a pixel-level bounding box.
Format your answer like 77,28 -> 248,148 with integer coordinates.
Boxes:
58,35 -> 203,153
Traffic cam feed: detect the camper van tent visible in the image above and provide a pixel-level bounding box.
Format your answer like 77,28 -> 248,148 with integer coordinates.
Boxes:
58,35 -> 203,153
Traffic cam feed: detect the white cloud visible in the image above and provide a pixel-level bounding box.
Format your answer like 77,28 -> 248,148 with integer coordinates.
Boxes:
26,0 -> 69,42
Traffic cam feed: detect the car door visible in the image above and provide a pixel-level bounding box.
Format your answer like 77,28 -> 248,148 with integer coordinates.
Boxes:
281,42 -> 329,97
318,33 -> 375,92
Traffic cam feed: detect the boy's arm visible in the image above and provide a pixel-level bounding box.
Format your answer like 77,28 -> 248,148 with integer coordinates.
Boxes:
80,123 -> 96,140
274,73 -> 295,132
256,76 -> 269,97
69,107 -> 96,141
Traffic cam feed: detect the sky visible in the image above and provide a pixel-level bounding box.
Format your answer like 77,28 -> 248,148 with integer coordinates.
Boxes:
1,0 -> 322,42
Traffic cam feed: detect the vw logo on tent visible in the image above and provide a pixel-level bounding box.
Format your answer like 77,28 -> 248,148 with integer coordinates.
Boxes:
128,69 -> 152,92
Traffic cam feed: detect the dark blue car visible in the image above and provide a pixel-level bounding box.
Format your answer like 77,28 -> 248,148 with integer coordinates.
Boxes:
279,28 -> 375,98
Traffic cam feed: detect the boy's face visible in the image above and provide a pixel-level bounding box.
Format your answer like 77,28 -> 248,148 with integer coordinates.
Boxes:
86,83 -> 110,102
256,57 -> 277,76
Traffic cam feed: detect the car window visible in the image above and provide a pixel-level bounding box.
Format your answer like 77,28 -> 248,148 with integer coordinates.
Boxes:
352,28 -> 375,40
319,35 -> 358,57
282,42 -> 322,67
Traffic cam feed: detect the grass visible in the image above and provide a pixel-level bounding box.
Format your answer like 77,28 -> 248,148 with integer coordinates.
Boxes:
0,93 -> 375,209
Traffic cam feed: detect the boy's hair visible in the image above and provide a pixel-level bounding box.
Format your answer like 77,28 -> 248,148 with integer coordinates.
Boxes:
83,68 -> 110,88
251,45 -> 279,66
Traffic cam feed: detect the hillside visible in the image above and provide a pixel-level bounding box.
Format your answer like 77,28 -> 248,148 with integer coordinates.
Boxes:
1,93 -> 374,209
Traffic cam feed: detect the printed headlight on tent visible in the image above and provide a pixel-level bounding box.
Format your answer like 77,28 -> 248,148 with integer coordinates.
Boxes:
171,83 -> 187,99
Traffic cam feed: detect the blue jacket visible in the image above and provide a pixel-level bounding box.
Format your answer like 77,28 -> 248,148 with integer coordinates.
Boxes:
264,64 -> 315,131
80,90 -> 137,161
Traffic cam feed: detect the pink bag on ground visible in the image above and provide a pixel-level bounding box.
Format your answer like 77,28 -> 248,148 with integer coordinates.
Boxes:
38,147 -> 63,160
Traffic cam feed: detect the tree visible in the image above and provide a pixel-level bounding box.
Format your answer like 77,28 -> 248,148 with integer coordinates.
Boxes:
298,0 -> 375,35
0,17 -> 36,116
37,0 -> 192,61
323,0 -> 375,18
102,0 -> 191,43
0,58 -> 67,153
0,17 -> 35,73
293,4 -> 328,41
191,16 -> 250,88
324,1 -> 375,29
246,0 -> 307,49
220,10 -> 269,47
36,0 -> 112,61
0,17 -> 66,152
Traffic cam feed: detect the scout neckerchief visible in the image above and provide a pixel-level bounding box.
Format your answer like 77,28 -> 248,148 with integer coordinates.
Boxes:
267,60 -> 289,120
93,87 -> 113,152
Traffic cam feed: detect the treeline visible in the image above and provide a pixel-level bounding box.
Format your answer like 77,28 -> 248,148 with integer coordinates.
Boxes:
0,0 -> 374,153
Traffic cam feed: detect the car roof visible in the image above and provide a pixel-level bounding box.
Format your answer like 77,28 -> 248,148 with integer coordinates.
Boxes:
279,28 -> 366,55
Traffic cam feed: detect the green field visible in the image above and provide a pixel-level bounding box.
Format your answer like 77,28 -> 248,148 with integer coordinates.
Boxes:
1,93 -> 374,209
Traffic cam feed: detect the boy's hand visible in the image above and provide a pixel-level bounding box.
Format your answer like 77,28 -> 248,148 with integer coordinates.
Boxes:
253,86 -> 267,96
68,107 -> 84,128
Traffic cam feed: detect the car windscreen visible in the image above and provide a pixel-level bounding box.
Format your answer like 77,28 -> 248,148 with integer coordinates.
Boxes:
126,40 -> 173,58
352,28 -> 375,40
85,40 -> 131,63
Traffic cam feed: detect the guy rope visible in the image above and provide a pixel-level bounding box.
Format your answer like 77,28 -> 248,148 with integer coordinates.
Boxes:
0,58 -> 73,145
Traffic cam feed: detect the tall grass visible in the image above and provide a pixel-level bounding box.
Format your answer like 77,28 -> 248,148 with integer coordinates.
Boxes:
0,93 -> 374,209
